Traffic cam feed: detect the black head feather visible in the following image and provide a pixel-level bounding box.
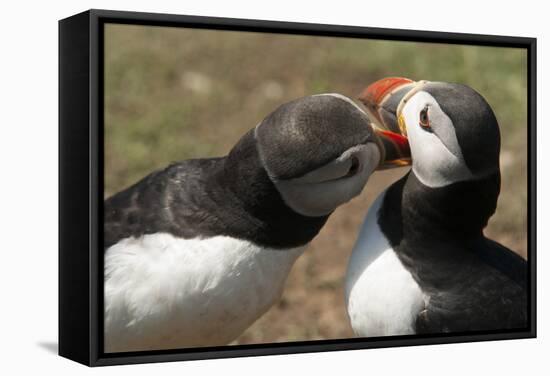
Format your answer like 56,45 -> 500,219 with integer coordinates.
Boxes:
255,95 -> 375,180
423,82 -> 501,176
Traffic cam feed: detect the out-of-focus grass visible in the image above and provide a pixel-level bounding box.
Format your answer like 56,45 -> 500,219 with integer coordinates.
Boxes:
104,24 -> 528,343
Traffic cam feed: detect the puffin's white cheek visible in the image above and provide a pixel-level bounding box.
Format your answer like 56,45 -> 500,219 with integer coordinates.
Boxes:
274,145 -> 380,217
403,108 -> 429,160
406,119 -> 473,188
408,126 -> 439,164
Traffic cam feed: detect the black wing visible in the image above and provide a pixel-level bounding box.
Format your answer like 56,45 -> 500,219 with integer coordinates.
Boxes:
474,237 -> 527,290
415,238 -> 527,334
103,158 -> 223,251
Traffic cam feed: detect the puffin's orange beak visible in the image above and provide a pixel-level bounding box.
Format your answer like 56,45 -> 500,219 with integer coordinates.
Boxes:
359,77 -> 415,170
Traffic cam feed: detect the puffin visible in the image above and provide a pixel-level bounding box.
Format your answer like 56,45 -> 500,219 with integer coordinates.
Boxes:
103,93 -> 409,352
345,77 -> 527,336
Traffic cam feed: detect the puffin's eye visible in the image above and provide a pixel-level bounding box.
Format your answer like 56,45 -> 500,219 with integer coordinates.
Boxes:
419,106 -> 431,131
346,155 -> 360,177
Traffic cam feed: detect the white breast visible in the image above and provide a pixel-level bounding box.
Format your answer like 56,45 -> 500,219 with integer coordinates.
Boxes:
345,191 -> 427,337
104,233 -> 305,352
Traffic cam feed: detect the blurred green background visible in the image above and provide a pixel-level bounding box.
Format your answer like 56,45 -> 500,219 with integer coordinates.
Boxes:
104,24 -> 528,344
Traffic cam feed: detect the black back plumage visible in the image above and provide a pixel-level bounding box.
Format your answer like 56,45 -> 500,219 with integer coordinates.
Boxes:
378,172 -> 527,333
104,129 -> 330,251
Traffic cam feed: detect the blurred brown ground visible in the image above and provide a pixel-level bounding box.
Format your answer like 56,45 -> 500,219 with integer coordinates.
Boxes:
104,24 -> 528,345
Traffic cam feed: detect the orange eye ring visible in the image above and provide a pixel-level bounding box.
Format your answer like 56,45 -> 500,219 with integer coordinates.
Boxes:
419,106 -> 431,130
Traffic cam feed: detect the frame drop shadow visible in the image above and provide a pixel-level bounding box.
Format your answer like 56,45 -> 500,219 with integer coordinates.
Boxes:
37,341 -> 58,355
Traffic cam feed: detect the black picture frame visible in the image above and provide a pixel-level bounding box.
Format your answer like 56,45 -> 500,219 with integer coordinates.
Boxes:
59,8 -> 537,367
